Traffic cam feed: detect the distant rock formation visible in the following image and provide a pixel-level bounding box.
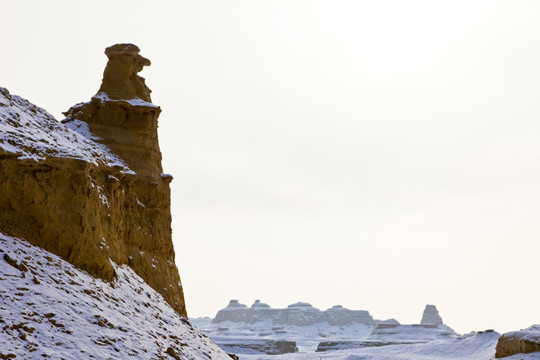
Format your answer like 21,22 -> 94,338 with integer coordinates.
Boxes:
251,300 -> 270,308
228,300 -> 247,308
326,305 -> 375,326
196,301 -> 466,358
495,325 -> 540,358
420,304 -> 444,326
0,44 -> 186,316
218,340 -> 298,355
212,300 -> 375,326
368,323 -> 458,341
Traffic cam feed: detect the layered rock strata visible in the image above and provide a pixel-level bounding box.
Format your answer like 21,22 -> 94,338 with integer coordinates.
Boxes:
217,340 -> 298,355
368,323 -> 458,341
495,325 -> 540,358
212,300 -> 375,326
0,44 -> 186,316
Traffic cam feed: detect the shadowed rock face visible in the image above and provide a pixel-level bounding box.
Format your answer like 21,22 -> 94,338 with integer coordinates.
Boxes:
0,44 -> 186,316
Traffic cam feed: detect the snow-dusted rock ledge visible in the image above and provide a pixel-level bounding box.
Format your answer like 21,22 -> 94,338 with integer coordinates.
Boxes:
496,325 -> 540,358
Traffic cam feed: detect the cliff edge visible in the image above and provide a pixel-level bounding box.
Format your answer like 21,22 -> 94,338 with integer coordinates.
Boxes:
0,44 -> 185,316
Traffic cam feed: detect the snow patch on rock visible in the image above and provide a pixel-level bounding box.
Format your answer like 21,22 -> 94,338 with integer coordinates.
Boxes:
0,87 -> 133,173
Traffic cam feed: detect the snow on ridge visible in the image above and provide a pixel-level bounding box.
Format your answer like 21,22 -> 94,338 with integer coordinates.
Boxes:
0,87 -> 134,173
502,325 -> 540,343
93,91 -> 160,109
0,232 -> 231,359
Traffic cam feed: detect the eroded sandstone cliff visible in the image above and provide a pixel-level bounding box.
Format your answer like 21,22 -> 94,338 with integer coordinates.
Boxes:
495,325 -> 540,358
0,44 -> 186,316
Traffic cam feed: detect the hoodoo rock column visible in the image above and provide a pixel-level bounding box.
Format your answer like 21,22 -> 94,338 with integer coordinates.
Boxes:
61,44 -> 186,316
63,43 -> 164,179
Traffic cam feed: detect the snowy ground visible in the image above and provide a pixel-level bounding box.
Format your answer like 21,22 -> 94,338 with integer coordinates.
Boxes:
0,87 -> 132,172
193,320 -> 540,360
0,232 -> 231,359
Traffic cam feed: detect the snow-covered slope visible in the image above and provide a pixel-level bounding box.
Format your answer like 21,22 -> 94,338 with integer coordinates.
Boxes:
0,87 -> 132,172
194,314 -> 540,360
0,232 -> 231,359
234,331 -> 532,360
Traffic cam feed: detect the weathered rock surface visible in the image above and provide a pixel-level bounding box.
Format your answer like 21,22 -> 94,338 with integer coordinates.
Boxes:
63,43 -> 163,179
212,300 -> 375,326
217,339 -> 298,355
98,43 -> 152,102
316,340 -> 415,352
325,305 -> 375,326
495,325 -> 540,358
363,305 -> 456,341
368,323 -> 458,342
420,304 -> 444,326
0,44 -> 185,316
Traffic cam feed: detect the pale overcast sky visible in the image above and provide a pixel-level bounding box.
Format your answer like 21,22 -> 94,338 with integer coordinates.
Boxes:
1,0 -> 540,334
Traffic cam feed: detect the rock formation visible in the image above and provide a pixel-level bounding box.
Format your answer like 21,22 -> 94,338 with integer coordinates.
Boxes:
495,325 -> 540,358
212,300 -> 375,326
63,43 -> 163,178
217,340 -> 298,356
97,43 -> 153,102
368,323 -> 458,341
251,299 -> 271,308
0,44 -> 185,316
420,304 -> 444,326
326,305 -> 375,326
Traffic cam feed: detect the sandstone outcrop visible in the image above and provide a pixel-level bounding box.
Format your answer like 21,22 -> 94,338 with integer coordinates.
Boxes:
212,300 -> 375,326
420,304 -> 444,326
495,325 -> 540,358
63,43 -> 163,178
97,43 -> 153,102
0,44 -> 186,316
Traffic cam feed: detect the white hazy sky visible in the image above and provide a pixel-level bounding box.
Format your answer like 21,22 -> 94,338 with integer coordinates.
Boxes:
1,0 -> 540,334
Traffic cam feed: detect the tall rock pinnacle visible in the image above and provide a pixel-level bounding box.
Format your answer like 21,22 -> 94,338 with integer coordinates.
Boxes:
59,44 -> 186,315
63,43 -> 163,179
420,304 -> 444,326
97,43 -> 152,102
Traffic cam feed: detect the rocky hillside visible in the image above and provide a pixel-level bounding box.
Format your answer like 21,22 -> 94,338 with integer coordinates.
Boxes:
0,232 -> 231,359
0,44 -> 184,316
